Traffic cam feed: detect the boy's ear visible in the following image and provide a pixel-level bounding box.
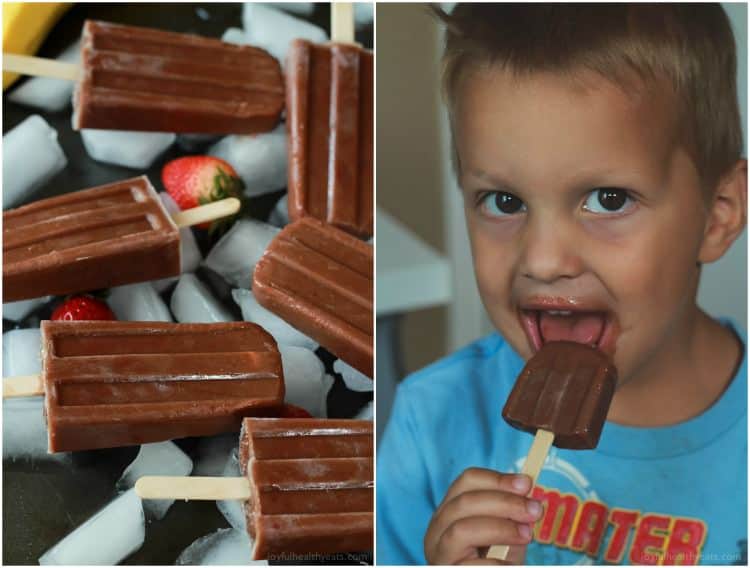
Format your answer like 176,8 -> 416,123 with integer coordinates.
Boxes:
698,158 -> 748,264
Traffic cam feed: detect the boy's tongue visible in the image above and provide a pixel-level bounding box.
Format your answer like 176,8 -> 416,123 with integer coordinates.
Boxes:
539,312 -> 605,346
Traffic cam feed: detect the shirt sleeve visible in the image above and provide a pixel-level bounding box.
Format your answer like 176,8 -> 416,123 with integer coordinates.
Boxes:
376,384 -> 436,565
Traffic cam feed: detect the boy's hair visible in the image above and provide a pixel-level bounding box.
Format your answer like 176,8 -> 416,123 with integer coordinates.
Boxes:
435,3 -> 743,192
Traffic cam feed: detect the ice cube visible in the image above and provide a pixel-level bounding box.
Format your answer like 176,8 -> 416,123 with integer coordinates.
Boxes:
354,2 -> 374,26
116,441 -> 193,520
108,283 -> 173,322
279,345 -> 332,417
266,2 -> 315,17
208,126 -> 287,197
79,128 -> 175,169
176,528 -> 266,565
222,27 -> 248,45
192,433 -> 238,477
3,328 -> 41,377
242,3 -> 327,64
2,397 -> 69,462
334,358 -> 373,392
216,448 -> 246,531
8,41 -> 80,111
267,194 -> 289,228
171,273 -> 234,323
39,489 -> 145,565
232,288 -> 318,350
203,219 -> 279,288
3,115 -> 67,209
3,296 -> 52,322
151,192 -> 203,292
353,400 -> 373,421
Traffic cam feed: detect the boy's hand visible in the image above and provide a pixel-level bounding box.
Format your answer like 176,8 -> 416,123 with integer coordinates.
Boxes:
424,468 -> 542,565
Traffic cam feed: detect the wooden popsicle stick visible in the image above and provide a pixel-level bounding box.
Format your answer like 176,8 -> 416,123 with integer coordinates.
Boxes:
170,197 -> 241,228
331,2 -> 355,44
3,374 -> 44,398
135,475 -> 251,500
486,429 -> 554,561
3,53 -> 80,81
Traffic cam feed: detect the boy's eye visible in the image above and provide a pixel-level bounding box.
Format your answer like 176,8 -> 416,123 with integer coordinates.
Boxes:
582,188 -> 633,214
480,191 -> 526,216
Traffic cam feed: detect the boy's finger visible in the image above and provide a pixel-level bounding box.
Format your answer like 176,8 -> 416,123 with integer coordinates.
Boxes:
434,515 -> 532,564
441,468 -> 532,506
429,488 -> 542,549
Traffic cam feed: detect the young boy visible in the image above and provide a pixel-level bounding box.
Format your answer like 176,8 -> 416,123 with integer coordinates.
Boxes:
377,4 -> 747,565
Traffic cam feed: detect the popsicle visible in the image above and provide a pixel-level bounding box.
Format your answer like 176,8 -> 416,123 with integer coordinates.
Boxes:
252,217 -> 373,377
487,341 -> 617,560
3,175 -> 239,303
3,20 -> 284,134
135,417 -> 374,560
3,320 -> 285,453
286,4 -> 373,239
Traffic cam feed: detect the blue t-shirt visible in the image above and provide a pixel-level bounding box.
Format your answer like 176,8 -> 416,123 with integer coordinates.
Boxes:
376,322 -> 747,565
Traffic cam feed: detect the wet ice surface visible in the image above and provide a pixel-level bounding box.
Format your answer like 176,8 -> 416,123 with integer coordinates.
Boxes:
203,219 -> 280,288
38,488 -> 145,565
8,41 -> 80,112
353,400 -> 373,421
3,115 -> 67,209
3,328 -> 42,377
3,296 -> 52,322
232,288 -> 319,350
208,125 -> 288,197
116,441 -> 193,520
242,3 -> 326,64
216,448 -> 247,531
79,128 -> 175,169
267,194 -> 289,228
280,345 -> 333,417
171,273 -> 234,323
2,397 -> 69,463
175,528 -> 266,565
334,359 -> 374,393
108,282 -> 173,322
192,433 -> 239,477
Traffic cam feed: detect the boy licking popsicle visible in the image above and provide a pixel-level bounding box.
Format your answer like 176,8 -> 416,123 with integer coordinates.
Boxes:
377,4 -> 747,565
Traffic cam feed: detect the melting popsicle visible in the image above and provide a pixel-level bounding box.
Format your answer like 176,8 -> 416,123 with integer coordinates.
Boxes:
3,20 -> 284,134
285,3 -> 373,239
3,320 -> 285,452
3,175 -> 239,302
286,40 -> 373,239
252,216 -> 373,377
487,341 -> 617,560
135,417 -> 374,560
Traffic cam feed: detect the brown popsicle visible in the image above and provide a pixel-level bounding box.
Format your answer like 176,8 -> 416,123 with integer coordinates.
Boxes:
134,417 -> 374,560
3,20 -> 284,134
74,20 -> 284,134
286,39 -> 373,239
40,320 -> 284,452
3,175 -> 239,303
240,417 -> 373,560
503,340 -> 617,450
487,341 -> 617,560
252,217 -> 373,377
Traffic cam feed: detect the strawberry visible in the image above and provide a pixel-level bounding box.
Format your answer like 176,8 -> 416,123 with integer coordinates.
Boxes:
279,404 -> 313,419
51,295 -> 116,321
161,156 -> 244,231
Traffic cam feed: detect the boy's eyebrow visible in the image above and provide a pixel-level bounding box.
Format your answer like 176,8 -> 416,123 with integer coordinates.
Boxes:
465,168 -> 516,191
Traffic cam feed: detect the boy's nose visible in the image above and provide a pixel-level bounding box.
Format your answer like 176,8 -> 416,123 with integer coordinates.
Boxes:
518,218 -> 584,283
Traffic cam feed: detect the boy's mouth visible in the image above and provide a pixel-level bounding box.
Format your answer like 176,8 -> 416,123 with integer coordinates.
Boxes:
519,307 -> 617,355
